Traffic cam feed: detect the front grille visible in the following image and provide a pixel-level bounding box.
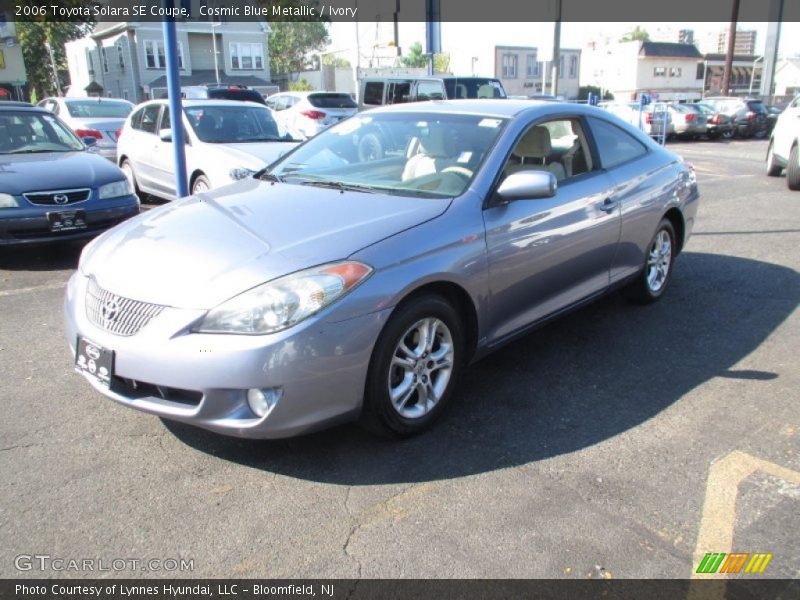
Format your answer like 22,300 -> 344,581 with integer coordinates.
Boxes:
23,188 -> 91,206
85,278 -> 165,336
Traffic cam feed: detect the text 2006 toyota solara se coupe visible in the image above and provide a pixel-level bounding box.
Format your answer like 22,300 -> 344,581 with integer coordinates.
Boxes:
65,100 -> 699,439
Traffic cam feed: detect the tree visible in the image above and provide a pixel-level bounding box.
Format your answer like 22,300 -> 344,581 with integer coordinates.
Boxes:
620,26 -> 650,42
399,42 -> 428,68
17,22 -> 91,100
579,85 -> 614,101
322,55 -> 351,68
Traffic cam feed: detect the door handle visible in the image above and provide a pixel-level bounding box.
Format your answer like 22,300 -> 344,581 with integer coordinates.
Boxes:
599,198 -> 619,213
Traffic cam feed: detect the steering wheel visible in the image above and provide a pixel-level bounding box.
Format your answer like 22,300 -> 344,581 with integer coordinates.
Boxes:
441,166 -> 474,179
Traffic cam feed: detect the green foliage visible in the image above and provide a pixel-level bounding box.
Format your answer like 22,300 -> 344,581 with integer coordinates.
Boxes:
323,55 -> 351,68
262,1 -> 329,76
620,26 -> 650,42
579,86 -> 614,101
17,21 -> 92,100
288,79 -> 315,91
399,42 -> 428,68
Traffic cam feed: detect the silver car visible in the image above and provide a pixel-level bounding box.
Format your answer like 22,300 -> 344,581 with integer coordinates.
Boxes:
64,100 -> 699,439
37,97 -> 134,161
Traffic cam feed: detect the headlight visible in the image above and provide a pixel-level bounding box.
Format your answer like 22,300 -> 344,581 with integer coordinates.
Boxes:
229,168 -> 256,181
195,261 -> 373,335
0,193 -> 19,208
98,179 -> 134,200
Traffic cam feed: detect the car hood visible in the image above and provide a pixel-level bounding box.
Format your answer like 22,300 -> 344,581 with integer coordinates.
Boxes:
81,178 -> 451,309
211,142 -> 299,169
0,151 -> 125,195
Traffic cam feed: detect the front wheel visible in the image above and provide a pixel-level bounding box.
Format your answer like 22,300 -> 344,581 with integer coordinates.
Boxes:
192,174 -> 211,195
120,159 -> 140,195
766,141 -> 782,177
788,145 -> 800,191
360,295 -> 465,437
624,219 -> 676,305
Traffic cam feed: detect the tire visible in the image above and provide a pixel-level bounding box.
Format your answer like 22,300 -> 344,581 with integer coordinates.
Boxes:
624,219 -> 677,305
766,140 -> 782,177
191,174 -> 211,195
707,131 -> 720,140
721,129 -> 735,140
120,159 -> 140,195
788,144 -> 800,191
360,294 -> 465,437
357,132 -> 384,162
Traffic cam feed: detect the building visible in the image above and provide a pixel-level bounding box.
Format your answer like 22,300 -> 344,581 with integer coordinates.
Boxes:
716,29 -> 757,56
65,17 -> 272,103
581,40 -> 704,102
494,46 -> 581,99
0,12 -> 28,101
774,58 -> 800,97
701,54 -> 763,97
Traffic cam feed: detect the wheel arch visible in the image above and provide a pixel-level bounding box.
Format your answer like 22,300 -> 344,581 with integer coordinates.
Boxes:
663,207 -> 686,254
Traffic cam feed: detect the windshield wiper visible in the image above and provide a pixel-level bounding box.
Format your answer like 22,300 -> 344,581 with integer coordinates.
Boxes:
295,178 -> 382,194
260,172 -> 286,183
12,149 -> 68,154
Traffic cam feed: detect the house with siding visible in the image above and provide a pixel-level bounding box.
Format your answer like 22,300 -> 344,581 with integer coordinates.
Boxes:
494,45 -> 581,99
65,17 -> 272,103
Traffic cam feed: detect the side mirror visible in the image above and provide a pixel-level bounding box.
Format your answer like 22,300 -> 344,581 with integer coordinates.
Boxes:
496,170 -> 557,202
159,129 -> 172,143
81,136 -> 98,147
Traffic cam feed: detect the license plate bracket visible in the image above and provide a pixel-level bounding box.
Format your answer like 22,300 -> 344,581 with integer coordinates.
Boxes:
75,336 -> 114,387
48,210 -> 87,232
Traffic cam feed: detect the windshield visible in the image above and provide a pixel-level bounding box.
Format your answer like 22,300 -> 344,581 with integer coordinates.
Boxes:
66,100 -> 132,118
185,105 -> 299,143
265,112 -> 508,198
443,79 -> 507,99
0,111 -> 84,154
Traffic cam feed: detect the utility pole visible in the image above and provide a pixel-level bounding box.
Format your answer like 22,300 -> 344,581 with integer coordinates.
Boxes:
45,40 -> 63,97
721,0 -> 740,96
760,0 -> 784,101
550,0 -> 562,97
211,21 -> 220,85
425,0 -> 441,77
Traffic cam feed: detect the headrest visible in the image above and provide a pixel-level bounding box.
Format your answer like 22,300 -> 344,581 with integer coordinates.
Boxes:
418,126 -> 455,158
9,123 -> 32,137
514,126 -> 551,158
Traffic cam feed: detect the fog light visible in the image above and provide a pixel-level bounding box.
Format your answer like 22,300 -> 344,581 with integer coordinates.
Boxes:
247,387 -> 282,418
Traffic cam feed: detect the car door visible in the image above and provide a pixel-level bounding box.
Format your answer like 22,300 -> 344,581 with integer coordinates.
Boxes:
482,116 -> 621,343
148,105 -> 178,197
774,96 -> 800,160
129,104 -> 164,192
584,116 -> 674,284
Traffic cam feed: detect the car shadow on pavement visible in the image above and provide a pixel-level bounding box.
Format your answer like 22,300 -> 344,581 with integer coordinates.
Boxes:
164,251 -> 799,485
0,241 -> 84,272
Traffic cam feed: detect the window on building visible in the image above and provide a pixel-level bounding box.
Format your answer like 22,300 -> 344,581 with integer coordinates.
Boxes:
569,55 -> 577,78
85,50 -> 93,74
669,67 -> 682,77
102,47 -> 109,73
526,54 -> 538,78
144,40 -> 184,69
230,42 -> 264,70
117,44 -> 125,69
502,54 -> 518,79
696,63 -> 705,80
654,67 -> 666,77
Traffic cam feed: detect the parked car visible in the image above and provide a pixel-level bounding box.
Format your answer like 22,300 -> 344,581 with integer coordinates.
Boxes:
181,84 -> 269,105
693,102 -> 734,139
598,102 -> 672,138
766,95 -> 800,190
65,100 -> 698,439
266,91 -> 358,139
765,104 -> 783,135
37,97 -> 134,161
666,103 -> 708,139
701,97 -> 769,139
0,104 -> 139,245
358,76 -> 507,110
116,99 -> 300,199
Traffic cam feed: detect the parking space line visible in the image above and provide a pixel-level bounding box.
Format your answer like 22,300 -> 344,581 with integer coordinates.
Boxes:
0,282 -> 67,298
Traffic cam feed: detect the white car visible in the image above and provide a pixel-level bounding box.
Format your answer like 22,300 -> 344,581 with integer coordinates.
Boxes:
37,97 -> 134,161
766,96 -> 800,190
117,99 -> 299,199
266,91 -> 358,139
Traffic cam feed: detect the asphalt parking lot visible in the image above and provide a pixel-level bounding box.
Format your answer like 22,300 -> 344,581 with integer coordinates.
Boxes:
1,138 -> 798,580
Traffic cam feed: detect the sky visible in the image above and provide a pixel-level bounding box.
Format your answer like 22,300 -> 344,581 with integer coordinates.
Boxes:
327,21 -> 800,78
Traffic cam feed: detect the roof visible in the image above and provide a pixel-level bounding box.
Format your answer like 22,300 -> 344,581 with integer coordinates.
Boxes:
141,99 -> 267,108
704,53 -> 763,62
84,81 -> 104,93
368,99 -> 596,118
0,105 -> 47,112
640,41 -> 702,59
147,70 -> 271,89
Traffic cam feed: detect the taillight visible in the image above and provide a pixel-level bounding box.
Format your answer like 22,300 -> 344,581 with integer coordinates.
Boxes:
685,113 -> 696,122
646,113 -> 653,124
75,128 -> 103,139
115,128 -> 123,139
300,110 -> 326,120
745,111 -> 755,121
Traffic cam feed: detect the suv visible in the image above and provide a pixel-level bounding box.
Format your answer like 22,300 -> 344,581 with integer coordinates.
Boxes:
358,76 -> 506,110
181,84 -> 269,105
701,96 -> 769,138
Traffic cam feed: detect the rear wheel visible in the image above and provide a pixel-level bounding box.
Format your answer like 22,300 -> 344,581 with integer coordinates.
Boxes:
624,219 -> 676,305
788,144 -> 800,191
360,295 -> 464,437
191,174 -> 211,195
766,140 -> 782,177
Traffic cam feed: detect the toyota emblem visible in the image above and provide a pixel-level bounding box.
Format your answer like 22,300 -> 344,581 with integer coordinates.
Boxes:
53,194 -> 69,205
100,298 -> 120,323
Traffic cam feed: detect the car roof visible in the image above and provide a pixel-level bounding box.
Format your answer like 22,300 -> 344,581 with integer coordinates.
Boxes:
60,97 -> 134,104
0,105 -> 48,113
143,99 -> 266,108
368,99 -> 582,118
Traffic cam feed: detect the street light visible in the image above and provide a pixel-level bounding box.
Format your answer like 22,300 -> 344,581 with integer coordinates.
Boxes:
749,55 -> 764,97
471,56 -> 478,76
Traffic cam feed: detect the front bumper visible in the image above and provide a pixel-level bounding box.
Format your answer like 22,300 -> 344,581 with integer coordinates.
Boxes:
64,273 -> 393,439
0,196 -> 140,246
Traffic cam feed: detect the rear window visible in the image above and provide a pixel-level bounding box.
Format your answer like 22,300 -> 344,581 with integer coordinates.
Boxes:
443,78 -> 507,99
308,93 -> 357,109
207,88 -> 265,105
66,101 -> 132,118
746,101 -> 767,114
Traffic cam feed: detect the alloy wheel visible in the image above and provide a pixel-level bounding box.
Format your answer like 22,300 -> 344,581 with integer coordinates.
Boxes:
647,230 -> 672,293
